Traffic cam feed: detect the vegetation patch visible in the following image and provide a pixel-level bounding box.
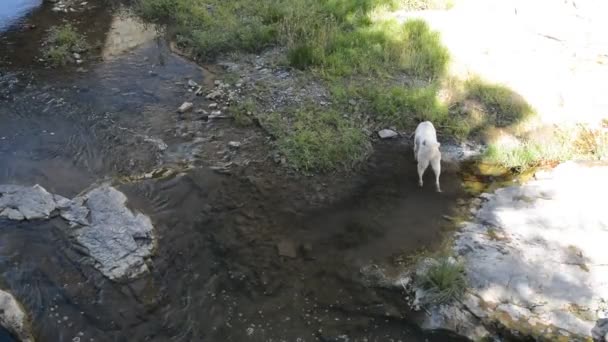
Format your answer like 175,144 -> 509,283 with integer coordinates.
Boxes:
136,0 -> 547,172
229,98 -> 256,126
43,24 -> 88,66
463,77 -> 535,129
262,108 -> 372,172
416,257 -> 467,305
483,125 -> 608,172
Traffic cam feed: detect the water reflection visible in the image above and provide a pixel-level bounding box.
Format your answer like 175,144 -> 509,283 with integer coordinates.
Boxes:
102,8 -> 157,60
0,0 -> 41,31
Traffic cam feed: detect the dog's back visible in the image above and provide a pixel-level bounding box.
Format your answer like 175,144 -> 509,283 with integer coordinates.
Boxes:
415,121 -> 438,147
413,121 -> 442,192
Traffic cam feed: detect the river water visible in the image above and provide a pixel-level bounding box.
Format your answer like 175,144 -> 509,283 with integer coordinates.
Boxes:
0,1 -> 473,341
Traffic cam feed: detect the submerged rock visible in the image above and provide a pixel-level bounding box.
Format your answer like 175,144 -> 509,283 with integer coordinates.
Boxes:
0,289 -> 34,342
68,186 -> 156,280
0,184 -> 156,281
277,239 -> 297,258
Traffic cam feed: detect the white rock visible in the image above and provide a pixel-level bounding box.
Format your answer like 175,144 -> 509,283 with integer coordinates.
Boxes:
378,129 -> 398,139
206,90 -> 222,100
177,102 -> 193,113
453,162 -> 608,340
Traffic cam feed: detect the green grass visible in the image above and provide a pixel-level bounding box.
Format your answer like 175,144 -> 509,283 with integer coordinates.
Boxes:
464,77 -> 534,129
136,0 -> 542,172
137,0 -> 448,79
45,46 -> 71,66
483,125 -> 608,172
262,108 -> 372,172
416,257 -> 467,305
230,98 -> 256,126
43,24 -> 87,66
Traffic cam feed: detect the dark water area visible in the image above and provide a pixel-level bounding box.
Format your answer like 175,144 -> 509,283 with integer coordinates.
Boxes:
0,1 -> 475,341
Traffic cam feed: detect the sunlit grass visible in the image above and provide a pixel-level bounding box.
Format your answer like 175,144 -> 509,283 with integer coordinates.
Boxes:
136,0 -> 553,172
483,125 -> 608,172
262,108 -> 372,172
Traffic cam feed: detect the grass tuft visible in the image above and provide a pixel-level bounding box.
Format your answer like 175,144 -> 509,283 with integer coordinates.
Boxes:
416,257 -> 467,305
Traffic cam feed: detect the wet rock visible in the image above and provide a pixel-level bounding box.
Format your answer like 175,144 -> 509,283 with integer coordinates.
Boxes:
0,289 -> 34,342
72,52 -> 81,60
70,185 -> 155,280
59,196 -> 89,227
208,103 -> 218,109
0,184 -> 56,220
177,102 -> 193,113
593,319 -> 608,342
277,239 -> 297,258
0,208 -> 25,221
206,90 -> 222,100
0,183 -> 155,280
228,141 -> 241,149
208,110 -> 227,119
187,80 -> 198,88
421,302 -> 490,341
440,143 -> 483,164
377,129 -> 398,139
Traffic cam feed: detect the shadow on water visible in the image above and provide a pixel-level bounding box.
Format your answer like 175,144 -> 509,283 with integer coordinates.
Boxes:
0,2 -> 475,341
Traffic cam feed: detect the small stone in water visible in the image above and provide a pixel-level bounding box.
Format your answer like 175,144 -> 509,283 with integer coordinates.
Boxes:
187,80 -> 198,88
177,102 -> 193,113
228,141 -> 241,149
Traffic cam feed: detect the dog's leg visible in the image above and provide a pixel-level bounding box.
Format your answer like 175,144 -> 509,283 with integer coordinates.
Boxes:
417,159 -> 429,188
413,138 -> 419,161
431,157 -> 441,192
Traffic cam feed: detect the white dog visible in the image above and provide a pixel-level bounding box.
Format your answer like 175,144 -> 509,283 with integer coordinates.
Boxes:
414,121 -> 442,192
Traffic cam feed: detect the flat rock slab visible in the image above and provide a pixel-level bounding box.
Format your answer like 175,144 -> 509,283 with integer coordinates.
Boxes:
0,184 -> 56,220
0,289 -> 34,342
453,162 -> 608,340
0,184 -> 155,281
67,186 -> 156,280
